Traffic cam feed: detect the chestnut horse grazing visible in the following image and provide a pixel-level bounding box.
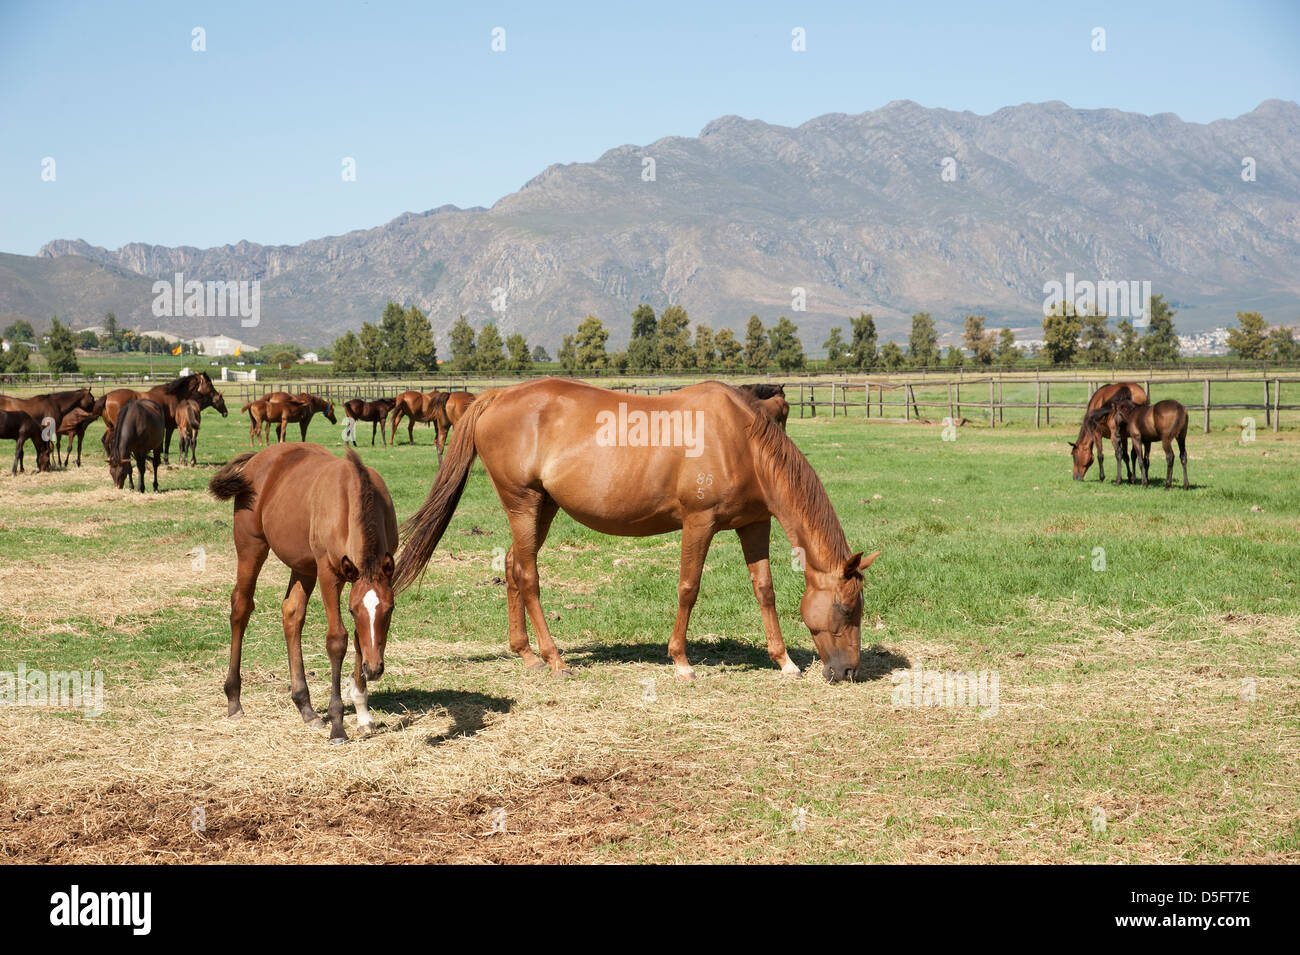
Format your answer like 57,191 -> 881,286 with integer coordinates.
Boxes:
57,406 -> 101,467
265,392 -> 337,442
209,444 -> 398,742
109,398 -> 165,492
345,396 -> 397,446
388,390 -> 446,446
0,409 -> 52,475
176,399 -> 202,465
1111,398 -> 1190,490
1071,382 -> 1147,482
395,379 -> 878,683
98,373 -> 226,463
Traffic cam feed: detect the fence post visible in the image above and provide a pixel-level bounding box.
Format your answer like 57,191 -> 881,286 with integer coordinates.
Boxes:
799,383 -> 804,419
955,381 -> 962,420
830,382 -> 836,418
948,382 -> 954,421
1203,379 -> 1210,434
1264,379 -> 1271,429
1274,379 -> 1281,432
810,384 -> 816,417
905,384 -> 911,421
864,383 -> 869,419
989,379 -> 995,428
1035,381 -> 1041,429
1045,383 -> 1050,426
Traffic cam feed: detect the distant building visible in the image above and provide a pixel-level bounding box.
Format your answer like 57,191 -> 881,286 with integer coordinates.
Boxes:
139,329 -> 183,344
300,351 -> 319,363
193,335 -> 258,356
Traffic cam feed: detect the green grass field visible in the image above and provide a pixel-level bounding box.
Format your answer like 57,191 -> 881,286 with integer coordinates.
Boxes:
1,393 -> 1297,862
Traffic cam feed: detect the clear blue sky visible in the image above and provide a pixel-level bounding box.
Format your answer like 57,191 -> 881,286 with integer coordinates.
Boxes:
2,0 -> 1297,255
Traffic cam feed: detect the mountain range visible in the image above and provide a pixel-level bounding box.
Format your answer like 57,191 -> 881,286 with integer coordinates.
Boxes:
5,98 -> 1299,350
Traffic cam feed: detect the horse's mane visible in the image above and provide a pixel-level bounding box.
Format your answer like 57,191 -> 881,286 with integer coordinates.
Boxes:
739,383 -> 785,400
344,447 -> 383,576
160,374 -> 197,397
738,390 -> 849,563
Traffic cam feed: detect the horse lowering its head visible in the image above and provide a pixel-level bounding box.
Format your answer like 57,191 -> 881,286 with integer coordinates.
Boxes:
109,398 -> 165,491
209,443 -> 399,742
395,378 -> 878,683
0,409 -> 52,475
346,396 -> 398,446
1071,383 -> 1146,481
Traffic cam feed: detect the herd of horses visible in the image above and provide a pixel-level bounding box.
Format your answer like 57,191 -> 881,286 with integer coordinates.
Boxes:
1,372 -> 1189,741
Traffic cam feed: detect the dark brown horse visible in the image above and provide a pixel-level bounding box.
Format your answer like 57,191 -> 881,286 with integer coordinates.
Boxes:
57,406 -> 101,467
0,409 -> 52,475
0,388 -> 95,466
345,396 -> 397,446
209,444 -> 398,743
108,398 -> 165,492
388,390 -> 446,447
265,392 -> 337,442
1111,398 -> 1190,490
395,379 -> 878,683
1070,382 -> 1148,482
176,399 -> 202,465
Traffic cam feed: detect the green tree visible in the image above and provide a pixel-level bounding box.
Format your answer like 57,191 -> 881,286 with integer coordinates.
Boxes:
1116,319 -> 1142,364
743,315 -> 769,371
405,305 -> 438,371
331,331 -> 364,375
715,328 -> 742,371
768,316 -> 805,371
1226,311 -> 1268,360
908,313 -> 939,367
1139,295 -> 1179,363
531,344 -> 551,363
995,328 -> 1020,366
448,314 -> 477,372
945,344 -> 965,369
657,305 -> 692,370
963,315 -> 995,365
823,326 -> 848,370
627,304 -> 659,372
3,319 -> 35,344
0,342 -> 31,374
879,341 -> 906,371
1266,325 -> 1299,361
1041,303 -> 1082,366
42,317 -> 79,373
476,322 -> 506,372
557,335 -> 577,373
269,350 -> 297,369
575,315 -> 609,369
693,324 -> 715,370
378,301 -> 408,371
359,322 -> 384,373
1079,312 -> 1115,364
849,313 -> 878,370
505,333 -> 532,372
77,330 -> 99,349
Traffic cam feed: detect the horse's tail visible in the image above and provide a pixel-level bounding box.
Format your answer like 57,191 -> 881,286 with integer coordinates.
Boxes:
240,400 -> 255,415
209,451 -> 257,510
393,390 -> 500,593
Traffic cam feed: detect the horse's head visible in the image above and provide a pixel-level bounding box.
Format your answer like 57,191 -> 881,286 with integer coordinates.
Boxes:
1070,429 -> 1095,480
35,434 -> 52,472
340,553 -> 395,681
800,550 -> 880,683
321,399 -> 337,424
209,389 -> 229,417
108,450 -> 130,488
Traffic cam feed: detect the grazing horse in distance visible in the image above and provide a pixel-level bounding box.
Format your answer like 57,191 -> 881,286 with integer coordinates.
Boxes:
388,391 -> 447,447
1111,398 -> 1190,490
176,399 -> 203,465
108,398 -> 165,492
1070,382 -> 1148,482
265,392 -> 337,442
0,409 -> 52,475
0,388 -> 95,466
345,396 -> 398,446
395,378 -> 879,683
57,406 -> 101,467
209,444 -> 399,743
98,373 -> 225,463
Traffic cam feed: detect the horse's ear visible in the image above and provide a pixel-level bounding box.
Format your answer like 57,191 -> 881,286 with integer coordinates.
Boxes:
340,556 -> 360,582
844,551 -> 880,580
1069,441 -> 1077,449
380,554 -> 395,579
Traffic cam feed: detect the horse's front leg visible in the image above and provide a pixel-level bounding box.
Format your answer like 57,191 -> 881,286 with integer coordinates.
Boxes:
348,633 -> 375,736
283,570 -> 322,726
737,520 -> 800,675
318,571 -> 350,743
669,515 -> 717,681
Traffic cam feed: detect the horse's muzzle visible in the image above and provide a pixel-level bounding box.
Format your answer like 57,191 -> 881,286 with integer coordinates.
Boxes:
363,662 -> 384,681
823,663 -> 857,684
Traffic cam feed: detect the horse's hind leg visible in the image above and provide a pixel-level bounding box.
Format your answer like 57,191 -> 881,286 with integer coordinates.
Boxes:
282,571 -> 323,727
504,544 -> 542,670
149,448 -> 159,491
505,494 -> 569,675
226,532 -> 268,718
1162,437 -> 1175,490
667,515 -> 717,681
1178,432 -> 1189,489
738,520 -> 800,676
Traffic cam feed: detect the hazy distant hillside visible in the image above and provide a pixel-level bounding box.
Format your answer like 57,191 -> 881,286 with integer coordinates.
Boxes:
16,99 -> 1300,349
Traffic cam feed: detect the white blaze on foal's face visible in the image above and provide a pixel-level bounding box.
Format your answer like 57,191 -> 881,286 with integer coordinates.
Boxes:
361,587 -> 380,650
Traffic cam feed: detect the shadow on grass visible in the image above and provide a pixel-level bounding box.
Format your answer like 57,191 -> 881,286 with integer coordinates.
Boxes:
364,687 -> 514,745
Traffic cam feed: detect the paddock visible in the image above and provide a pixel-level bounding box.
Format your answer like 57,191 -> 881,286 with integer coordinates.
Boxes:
0,392 -> 1296,862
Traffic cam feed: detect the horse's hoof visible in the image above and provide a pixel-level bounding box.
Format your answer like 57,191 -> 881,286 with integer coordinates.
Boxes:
553,668 -> 574,679
227,710 -> 244,721
329,736 -> 346,746
358,722 -> 374,736
307,716 -> 324,728
674,665 -> 696,682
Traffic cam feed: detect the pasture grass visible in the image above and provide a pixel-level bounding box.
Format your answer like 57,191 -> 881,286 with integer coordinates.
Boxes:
0,396 -> 1297,862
